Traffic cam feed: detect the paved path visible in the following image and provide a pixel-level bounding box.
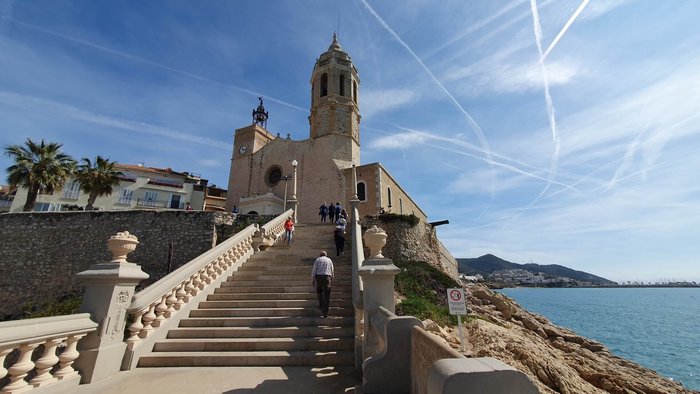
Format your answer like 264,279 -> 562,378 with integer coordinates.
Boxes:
65,366 -> 362,394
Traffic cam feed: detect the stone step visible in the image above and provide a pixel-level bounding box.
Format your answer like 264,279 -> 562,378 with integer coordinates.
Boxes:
217,284 -> 352,292
208,291 -> 352,300
137,350 -> 355,367
222,280 -> 349,287
198,299 -> 352,309
152,337 -> 354,352
226,274 -> 352,282
189,306 -> 353,318
178,315 -> 354,328
167,325 -> 354,339
235,266 -> 352,274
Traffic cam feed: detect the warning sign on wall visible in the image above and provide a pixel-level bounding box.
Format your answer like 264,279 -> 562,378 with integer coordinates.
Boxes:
447,288 -> 467,315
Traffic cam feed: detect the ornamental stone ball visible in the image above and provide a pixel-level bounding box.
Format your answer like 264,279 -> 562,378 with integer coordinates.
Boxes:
363,225 -> 387,259
107,231 -> 139,263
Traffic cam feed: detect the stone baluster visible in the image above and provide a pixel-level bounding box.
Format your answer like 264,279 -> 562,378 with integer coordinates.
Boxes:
206,262 -> 216,283
4,342 -> 39,392
30,337 -> 62,387
175,282 -> 187,309
140,303 -> 157,336
184,277 -> 196,300
192,269 -> 204,293
74,231 -> 148,384
165,288 -> 178,317
54,334 -> 84,380
127,308 -> 146,345
153,296 -> 168,327
0,348 -> 11,384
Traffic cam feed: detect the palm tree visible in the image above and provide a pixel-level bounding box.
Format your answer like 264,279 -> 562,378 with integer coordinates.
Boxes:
4,138 -> 76,211
75,156 -> 123,210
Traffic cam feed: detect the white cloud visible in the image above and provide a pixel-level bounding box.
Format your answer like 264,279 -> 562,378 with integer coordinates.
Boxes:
447,59 -> 580,95
361,88 -> 418,118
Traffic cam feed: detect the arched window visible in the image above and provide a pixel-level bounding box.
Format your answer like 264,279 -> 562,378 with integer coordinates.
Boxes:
387,187 -> 392,209
353,81 -> 358,104
321,74 -> 328,97
339,74 -> 345,96
357,182 -> 366,201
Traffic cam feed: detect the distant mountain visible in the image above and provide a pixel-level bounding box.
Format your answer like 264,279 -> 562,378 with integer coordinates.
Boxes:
457,254 -> 616,285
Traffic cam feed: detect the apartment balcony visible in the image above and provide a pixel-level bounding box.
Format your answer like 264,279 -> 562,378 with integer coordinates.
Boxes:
135,198 -> 185,210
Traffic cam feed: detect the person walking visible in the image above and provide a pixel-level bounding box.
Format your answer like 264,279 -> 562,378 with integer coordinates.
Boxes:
328,202 -> 336,223
311,251 -> 334,318
283,216 -> 294,245
335,202 -> 342,218
334,225 -> 345,256
319,202 -> 328,222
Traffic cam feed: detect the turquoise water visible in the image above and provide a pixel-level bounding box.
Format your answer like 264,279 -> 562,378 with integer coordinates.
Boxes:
498,288 -> 699,391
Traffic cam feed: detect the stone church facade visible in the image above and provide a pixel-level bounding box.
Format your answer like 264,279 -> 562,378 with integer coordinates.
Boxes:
226,35 -> 427,223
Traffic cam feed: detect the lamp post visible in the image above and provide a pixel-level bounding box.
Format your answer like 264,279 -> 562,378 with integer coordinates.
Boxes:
289,159 -> 298,222
281,175 -> 292,212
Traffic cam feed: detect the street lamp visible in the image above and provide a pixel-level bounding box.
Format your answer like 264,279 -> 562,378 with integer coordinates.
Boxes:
290,159 -> 298,222
281,175 -> 292,212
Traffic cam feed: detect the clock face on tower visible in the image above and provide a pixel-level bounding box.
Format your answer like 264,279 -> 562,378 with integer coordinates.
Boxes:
239,145 -> 248,154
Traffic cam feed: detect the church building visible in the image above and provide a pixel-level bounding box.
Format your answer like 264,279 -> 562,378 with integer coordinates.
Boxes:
225,34 -> 428,224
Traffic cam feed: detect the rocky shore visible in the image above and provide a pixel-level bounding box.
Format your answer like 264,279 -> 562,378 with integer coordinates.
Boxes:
423,284 -> 697,394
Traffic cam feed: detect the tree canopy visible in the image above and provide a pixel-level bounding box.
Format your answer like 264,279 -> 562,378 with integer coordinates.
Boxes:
4,138 -> 76,211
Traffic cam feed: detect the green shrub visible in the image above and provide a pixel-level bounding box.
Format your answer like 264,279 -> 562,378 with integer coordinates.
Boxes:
374,213 -> 420,227
394,260 -> 460,326
23,294 -> 82,319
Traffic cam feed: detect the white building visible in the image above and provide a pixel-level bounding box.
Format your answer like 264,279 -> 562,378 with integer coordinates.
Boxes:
8,164 -> 207,212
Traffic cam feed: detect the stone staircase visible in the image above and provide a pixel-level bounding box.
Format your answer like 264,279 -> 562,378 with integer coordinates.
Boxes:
137,223 -> 355,367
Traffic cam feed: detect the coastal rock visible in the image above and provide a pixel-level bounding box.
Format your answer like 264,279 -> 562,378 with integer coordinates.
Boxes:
429,285 -> 695,394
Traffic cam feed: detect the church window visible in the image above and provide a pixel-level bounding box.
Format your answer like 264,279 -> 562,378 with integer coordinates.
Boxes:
353,81 -> 357,104
321,74 -> 328,97
339,74 -> 345,96
357,182 -> 366,201
399,198 -> 403,214
387,187 -> 392,209
266,166 -> 283,186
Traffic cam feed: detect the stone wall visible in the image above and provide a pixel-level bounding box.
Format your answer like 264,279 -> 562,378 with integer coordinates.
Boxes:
0,210 -> 234,319
360,215 -> 459,280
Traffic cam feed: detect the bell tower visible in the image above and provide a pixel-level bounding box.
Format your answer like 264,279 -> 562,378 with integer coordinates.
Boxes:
309,33 -> 361,151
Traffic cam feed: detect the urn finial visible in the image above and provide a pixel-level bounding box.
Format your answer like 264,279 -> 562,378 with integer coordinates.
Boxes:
363,225 -> 387,258
107,231 -> 139,263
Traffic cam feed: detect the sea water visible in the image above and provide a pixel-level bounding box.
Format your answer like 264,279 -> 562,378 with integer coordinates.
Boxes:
498,287 -> 699,390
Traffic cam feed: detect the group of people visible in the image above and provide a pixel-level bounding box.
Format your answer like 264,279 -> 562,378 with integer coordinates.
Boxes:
319,202 -> 346,224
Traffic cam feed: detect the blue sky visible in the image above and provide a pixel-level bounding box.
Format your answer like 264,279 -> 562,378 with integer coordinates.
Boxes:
2,1 -> 699,283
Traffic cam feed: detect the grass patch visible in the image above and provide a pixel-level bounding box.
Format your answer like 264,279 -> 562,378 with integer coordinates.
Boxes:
394,260 -> 461,326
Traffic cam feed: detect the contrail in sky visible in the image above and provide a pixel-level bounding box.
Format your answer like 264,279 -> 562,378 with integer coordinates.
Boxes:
527,0 -> 560,208
1,16 -> 307,113
359,0 -> 497,220
542,0 -> 590,61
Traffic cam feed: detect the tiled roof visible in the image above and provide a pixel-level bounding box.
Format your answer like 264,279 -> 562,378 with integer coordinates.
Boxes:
115,164 -> 185,177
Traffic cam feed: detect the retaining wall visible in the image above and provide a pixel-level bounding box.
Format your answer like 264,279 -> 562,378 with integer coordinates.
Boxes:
0,210 -> 233,319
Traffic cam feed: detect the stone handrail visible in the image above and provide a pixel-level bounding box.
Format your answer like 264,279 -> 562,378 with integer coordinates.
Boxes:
349,203 -> 365,370
0,314 -> 98,392
254,208 -> 293,250
122,223 -> 258,364
363,306 -> 424,393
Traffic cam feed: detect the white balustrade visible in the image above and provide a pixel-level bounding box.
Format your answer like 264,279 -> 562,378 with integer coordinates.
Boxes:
0,314 -> 97,392
123,223 -> 259,356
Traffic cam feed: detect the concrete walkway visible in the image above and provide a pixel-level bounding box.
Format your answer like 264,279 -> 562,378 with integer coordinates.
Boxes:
65,366 -> 362,394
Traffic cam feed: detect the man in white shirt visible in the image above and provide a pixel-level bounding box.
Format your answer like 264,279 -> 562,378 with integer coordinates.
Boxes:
311,251 -> 334,318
